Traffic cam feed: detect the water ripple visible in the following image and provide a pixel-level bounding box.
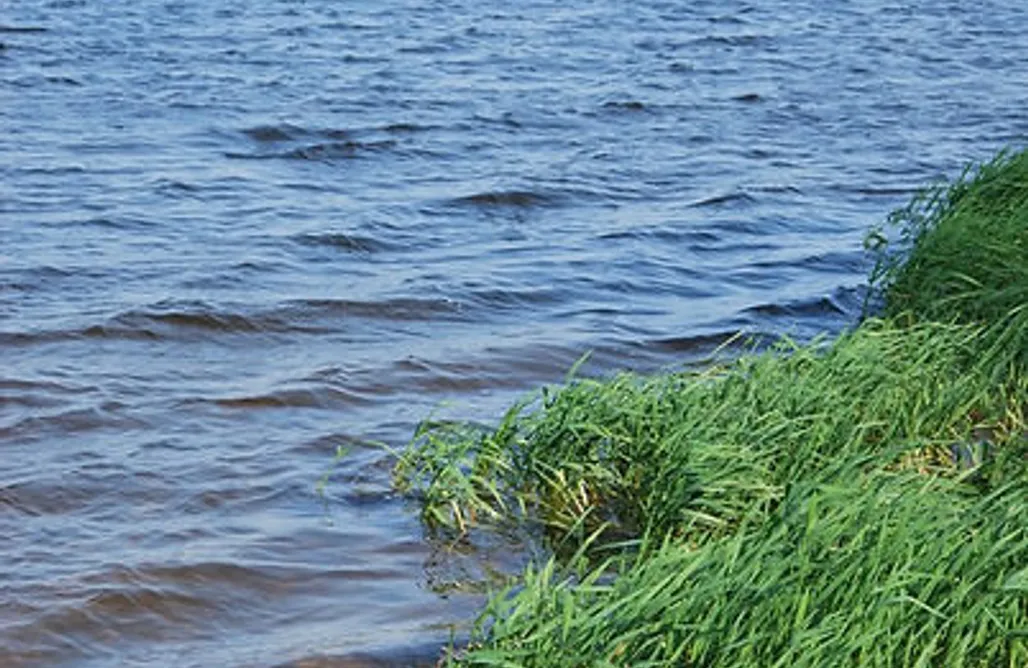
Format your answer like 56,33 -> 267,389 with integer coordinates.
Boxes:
2,0 -> 1025,663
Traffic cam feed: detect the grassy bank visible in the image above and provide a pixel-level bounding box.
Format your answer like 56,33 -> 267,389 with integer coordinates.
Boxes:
394,149 -> 1028,666
869,148 -> 1028,376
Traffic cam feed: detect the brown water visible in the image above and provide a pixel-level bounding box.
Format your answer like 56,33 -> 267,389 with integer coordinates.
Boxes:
2,0 -> 1026,665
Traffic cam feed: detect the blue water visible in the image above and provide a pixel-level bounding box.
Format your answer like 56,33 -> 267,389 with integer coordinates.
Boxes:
2,0 -> 1026,665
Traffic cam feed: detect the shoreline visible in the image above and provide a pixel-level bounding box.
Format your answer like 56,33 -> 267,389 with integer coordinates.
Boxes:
396,148 -> 1028,666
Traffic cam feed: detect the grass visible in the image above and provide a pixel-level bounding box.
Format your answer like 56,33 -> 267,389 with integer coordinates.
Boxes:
466,473 -> 1026,667
868,147 -> 1028,376
393,147 -> 1028,666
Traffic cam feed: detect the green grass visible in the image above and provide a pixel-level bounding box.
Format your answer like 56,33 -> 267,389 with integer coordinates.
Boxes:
394,148 -> 1028,666
396,322 -> 1025,547
465,473 -> 1026,667
868,147 -> 1028,376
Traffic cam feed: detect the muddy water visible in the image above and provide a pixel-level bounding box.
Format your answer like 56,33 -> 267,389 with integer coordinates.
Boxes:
2,0 -> 1026,665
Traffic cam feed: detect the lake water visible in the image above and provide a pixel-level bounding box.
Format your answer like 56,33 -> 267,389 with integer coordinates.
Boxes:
2,0 -> 1025,665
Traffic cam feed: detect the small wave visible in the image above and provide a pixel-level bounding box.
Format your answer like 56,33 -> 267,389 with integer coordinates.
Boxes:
291,232 -> 391,254
79,585 -> 214,622
240,122 -> 423,144
154,179 -> 202,198
0,465 -> 176,517
0,481 -> 99,516
2,297 -> 464,346
602,100 -> 647,112
0,392 -> 64,410
111,307 -> 291,334
751,183 -> 802,194
0,25 -> 48,33
836,184 -> 921,197
4,562 -> 306,652
708,13 -> 750,25
274,644 -> 444,668
17,265 -> 73,279
0,330 -> 52,346
94,561 -> 407,601
733,92 -> 763,103
10,165 -> 86,176
180,482 -> 299,512
44,75 -> 81,86
76,325 -> 162,341
281,297 -> 464,322
240,124 -> 348,143
382,122 -> 429,133
291,432 -> 372,456
750,251 -> 866,275
226,139 -> 397,161
336,488 -> 395,510
451,190 -> 555,208
60,216 -> 154,230
471,112 -> 522,129
1,403 -> 144,442
2,586 -> 214,663
386,357 -> 531,394
0,377 -> 93,395
597,226 -> 721,244
214,387 -> 375,410
646,331 -> 743,354
277,140 -> 394,160
688,191 -> 757,208
242,124 -> 301,142
687,34 -> 772,48
341,344 -> 597,400
467,286 -> 565,309
743,296 -> 845,318
4,311 -> 297,346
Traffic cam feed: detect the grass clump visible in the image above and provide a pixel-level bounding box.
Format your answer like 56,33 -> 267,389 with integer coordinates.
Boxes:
868,148 -> 1028,375
467,474 -> 1026,667
394,147 -> 1028,666
396,322 -> 1024,547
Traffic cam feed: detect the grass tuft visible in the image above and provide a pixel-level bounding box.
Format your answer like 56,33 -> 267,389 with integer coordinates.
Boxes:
395,148 -> 1028,666
868,148 -> 1028,375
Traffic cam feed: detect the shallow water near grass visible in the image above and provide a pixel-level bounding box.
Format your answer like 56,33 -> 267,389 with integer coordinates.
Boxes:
1,0 -> 1026,665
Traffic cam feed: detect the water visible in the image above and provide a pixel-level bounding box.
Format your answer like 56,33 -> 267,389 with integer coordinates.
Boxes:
2,0 -> 1026,664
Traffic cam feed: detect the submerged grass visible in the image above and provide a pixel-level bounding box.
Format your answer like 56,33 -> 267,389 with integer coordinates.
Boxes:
394,148 -> 1028,666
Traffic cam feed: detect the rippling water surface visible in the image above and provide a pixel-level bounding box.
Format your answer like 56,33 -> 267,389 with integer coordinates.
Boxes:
2,0 -> 1026,665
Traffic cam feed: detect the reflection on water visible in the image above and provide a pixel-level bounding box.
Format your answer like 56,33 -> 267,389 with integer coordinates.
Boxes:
2,0 -> 1025,664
